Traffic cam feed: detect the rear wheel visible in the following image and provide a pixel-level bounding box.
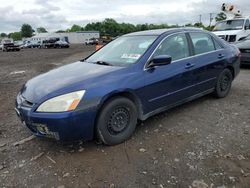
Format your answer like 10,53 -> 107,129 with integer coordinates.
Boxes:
96,97 -> 137,145
214,68 -> 233,98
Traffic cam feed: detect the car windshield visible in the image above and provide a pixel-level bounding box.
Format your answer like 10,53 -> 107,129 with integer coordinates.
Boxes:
86,36 -> 157,66
213,19 -> 244,31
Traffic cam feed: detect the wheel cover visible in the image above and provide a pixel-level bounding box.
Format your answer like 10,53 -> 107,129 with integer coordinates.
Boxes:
108,107 -> 130,135
220,73 -> 231,91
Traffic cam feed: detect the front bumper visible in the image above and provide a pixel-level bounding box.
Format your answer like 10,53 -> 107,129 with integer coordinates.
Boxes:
15,94 -> 97,142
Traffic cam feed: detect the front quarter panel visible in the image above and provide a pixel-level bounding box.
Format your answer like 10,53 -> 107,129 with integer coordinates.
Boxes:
76,66 -> 145,112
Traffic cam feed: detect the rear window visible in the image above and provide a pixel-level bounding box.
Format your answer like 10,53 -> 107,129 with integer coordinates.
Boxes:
189,33 -> 216,55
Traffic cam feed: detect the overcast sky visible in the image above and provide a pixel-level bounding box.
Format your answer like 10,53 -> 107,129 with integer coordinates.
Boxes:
1,0 -> 250,33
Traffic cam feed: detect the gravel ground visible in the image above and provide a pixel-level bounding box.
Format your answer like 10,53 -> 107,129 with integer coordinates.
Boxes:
0,45 -> 249,188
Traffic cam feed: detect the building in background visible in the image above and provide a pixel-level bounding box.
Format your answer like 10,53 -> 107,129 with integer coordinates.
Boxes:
30,31 -> 100,44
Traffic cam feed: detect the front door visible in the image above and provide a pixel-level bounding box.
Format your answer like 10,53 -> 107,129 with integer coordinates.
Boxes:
142,33 -> 198,114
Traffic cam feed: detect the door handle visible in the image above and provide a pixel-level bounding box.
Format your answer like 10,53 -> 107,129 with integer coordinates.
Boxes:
218,54 -> 225,59
185,63 -> 195,69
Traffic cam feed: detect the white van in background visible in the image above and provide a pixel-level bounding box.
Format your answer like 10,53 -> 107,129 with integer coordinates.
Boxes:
212,16 -> 250,43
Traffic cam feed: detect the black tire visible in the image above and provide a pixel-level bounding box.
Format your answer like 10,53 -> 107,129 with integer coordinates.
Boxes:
214,68 -> 233,98
96,97 -> 137,145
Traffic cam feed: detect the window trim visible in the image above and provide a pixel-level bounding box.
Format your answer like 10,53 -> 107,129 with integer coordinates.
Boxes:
151,32 -> 191,62
144,31 -> 225,71
185,32 -> 195,56
144,31 -> 190,70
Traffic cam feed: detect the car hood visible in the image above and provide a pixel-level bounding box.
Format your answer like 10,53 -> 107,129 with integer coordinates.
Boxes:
235,40 -> 250,49
212,30 -> 242,36
21,61 -> 123,103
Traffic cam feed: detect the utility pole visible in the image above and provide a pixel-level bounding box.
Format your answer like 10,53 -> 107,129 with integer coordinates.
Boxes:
209,13 -> 213,26
199,14 -> 202,24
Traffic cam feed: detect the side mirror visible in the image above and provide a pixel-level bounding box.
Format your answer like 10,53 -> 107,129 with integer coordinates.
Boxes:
147,55 -> 172,68
244,25 -> 250,30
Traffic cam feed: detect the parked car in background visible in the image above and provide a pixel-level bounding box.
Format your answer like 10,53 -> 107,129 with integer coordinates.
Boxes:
22,41 -> 41,48
19,41 -> 28,48
22,42 -> 30,48
55,40 -> 70,48
14,40 -> 24,48
15,28 -> 240,145
42,38 -> 57,48
22,41 -> 31,48
85,38 -> 98,45
235,35 -> 250,65
42,38 -> 69,48
213,16 -> 250,43
29,41 -> 41,48
1,39 -> 20,52
33,41 -> 42,48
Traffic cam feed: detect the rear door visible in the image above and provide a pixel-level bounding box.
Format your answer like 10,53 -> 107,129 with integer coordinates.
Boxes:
188,32 -> 226,93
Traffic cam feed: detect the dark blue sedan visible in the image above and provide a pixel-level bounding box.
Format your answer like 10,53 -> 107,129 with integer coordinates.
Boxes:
15,28 -> 241,145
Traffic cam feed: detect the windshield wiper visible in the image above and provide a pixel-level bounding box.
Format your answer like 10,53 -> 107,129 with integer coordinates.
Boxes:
95,61 -> 113,66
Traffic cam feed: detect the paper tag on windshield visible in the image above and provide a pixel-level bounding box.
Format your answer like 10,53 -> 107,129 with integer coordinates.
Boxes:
121,54 -> 141,60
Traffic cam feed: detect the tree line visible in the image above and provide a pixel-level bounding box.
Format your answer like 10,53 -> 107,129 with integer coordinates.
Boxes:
0,24 -> 48,41
1,12 -> 227,41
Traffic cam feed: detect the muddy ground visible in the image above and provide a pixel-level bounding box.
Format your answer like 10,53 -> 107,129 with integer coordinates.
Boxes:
0,45 -> 250,188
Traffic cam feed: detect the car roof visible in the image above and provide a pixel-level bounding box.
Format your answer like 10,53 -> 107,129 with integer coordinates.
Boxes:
124,27 -> 203,36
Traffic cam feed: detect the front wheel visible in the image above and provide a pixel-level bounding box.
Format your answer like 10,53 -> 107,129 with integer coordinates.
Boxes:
96,97 -> 137,145
214,68 -> 233,98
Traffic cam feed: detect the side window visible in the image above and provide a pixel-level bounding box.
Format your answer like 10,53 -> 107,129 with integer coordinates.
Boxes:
153,33 -> 189,61
189,32 -> 216,55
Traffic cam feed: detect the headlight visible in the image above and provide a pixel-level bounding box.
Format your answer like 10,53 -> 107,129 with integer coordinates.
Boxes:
36,90 -> 85,112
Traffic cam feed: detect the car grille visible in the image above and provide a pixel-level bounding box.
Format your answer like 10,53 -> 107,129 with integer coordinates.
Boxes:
218,35 -> 237,42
